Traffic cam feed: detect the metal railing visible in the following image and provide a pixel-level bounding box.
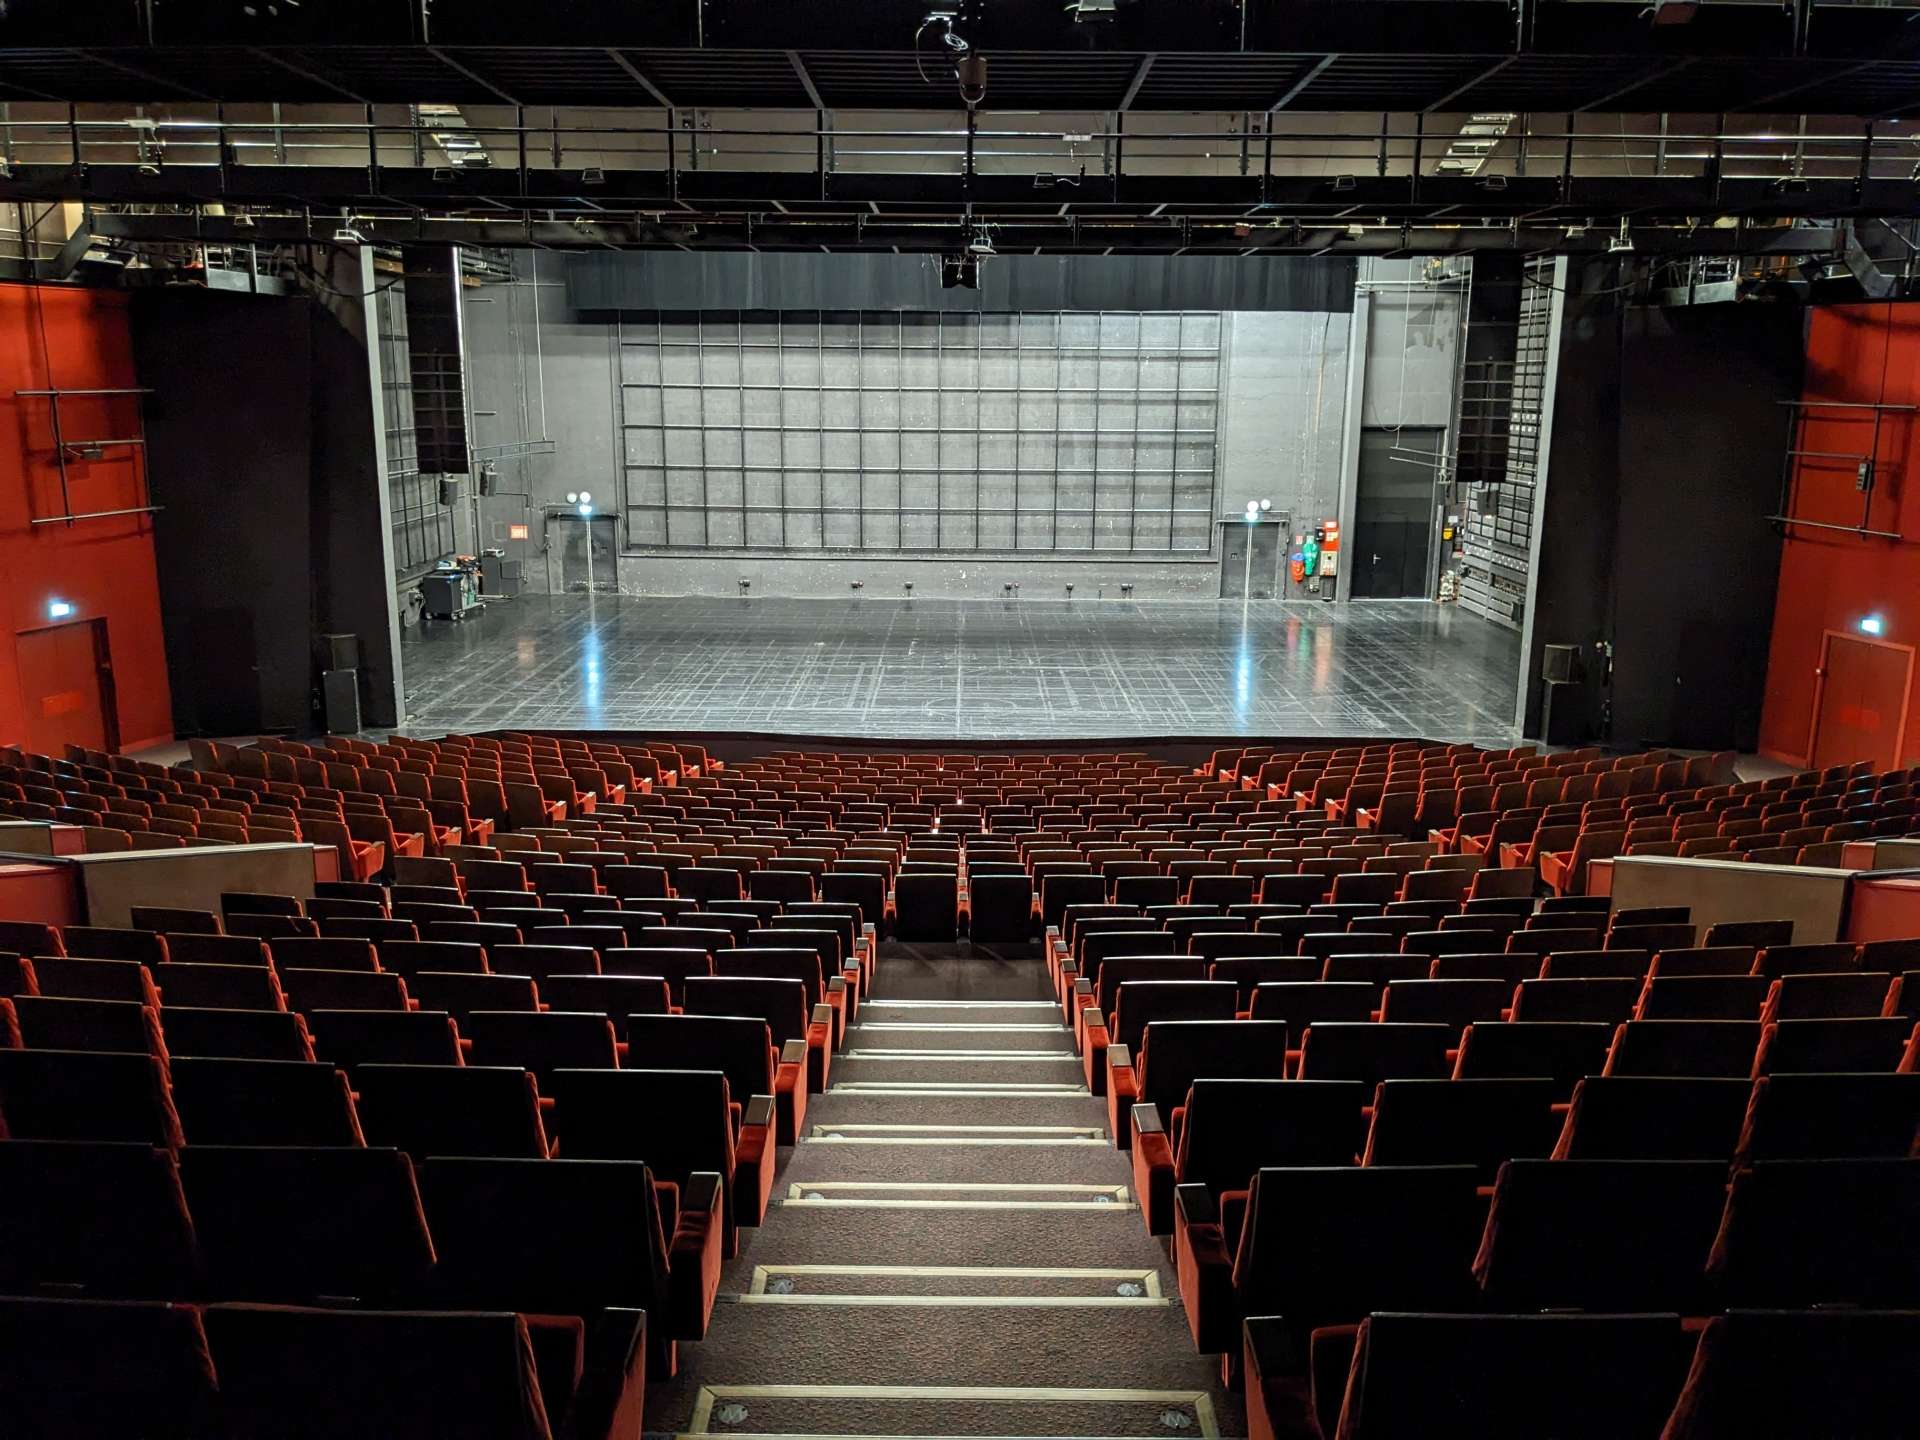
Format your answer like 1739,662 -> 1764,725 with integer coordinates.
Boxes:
2,111 -> 1916,187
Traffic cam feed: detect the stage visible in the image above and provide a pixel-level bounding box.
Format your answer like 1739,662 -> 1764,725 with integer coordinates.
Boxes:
396,594 -> 1522,743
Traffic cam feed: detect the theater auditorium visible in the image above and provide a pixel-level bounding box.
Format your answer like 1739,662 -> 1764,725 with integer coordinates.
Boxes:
1,3 -> 1918,1437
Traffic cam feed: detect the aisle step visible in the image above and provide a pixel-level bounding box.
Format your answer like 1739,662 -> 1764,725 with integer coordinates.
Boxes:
809,1122 -> 1105,1144
738,1262 -> 1166,1305
680,1382 -> 1222,1437
781,1181 -> 1132,1210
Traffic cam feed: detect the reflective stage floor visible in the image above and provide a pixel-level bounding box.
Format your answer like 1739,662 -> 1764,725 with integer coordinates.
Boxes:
396,594 -> 1522,743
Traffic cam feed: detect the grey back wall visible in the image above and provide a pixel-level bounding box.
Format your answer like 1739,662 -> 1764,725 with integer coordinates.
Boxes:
454,252 -> 1449,600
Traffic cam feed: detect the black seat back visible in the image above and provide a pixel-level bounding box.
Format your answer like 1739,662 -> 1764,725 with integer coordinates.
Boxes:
0,1295 -> 217,1440
420,1154 -> 670,1318
1363,1078 -> 1558,1182
1298,1023 -> 1453,1087
180,1144 -> 434,1304
683,975 -> 809,1049
309,1009 -> 463,1069
1554,1076 -> 1752,1160
1179,1078 -> 1366,1191
170,1056 -> 360,1146
0,1140 -> 197,1297
203,1304 -> 553,1440
1334,1312 -> 1693,1440
624,1013 -> 774,1109
0,1047 -> 181,1146
1474,1158 -> 1728,1310
1234,1165 -> 1485,1335
466,1011 -> 618,1086
355,1063 -> 548,1160
1710,1158 -> 1920,1307
1136,1019 -> 1288,1116
1735,1072 -> 1920,1163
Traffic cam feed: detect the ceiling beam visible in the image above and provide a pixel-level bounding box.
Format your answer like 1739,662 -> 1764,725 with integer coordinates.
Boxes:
249,48 -> 367,103
1576,57 -> 1695,113
1426,56 -> 1514,113
606,49 -> 674,108
787,51 -> 826,110
425,47 -> 519,105
75,49 -> 214,102
1268,54 -> 1339,113
1741,60 -> 1875,111
0,76 -> 62,102
1119,54 -> 1156,112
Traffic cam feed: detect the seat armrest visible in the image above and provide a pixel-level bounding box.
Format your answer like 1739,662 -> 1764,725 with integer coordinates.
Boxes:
774,1039 -> 809,1143
667,1171 -> 724,1341
573,1306 -> 648,1440
1242,1316 -> 1315,1440
824,975 -> 849,1044
1106,1042 -> 1139,1149
1175,1182 -> 1239,1355
1176,1181 -> 1219,1228
1131,1103 -> 1178,1236
1081,1010 -> 1109,1095
806,1003 -> 834,1092
733,1094 -> 778,1227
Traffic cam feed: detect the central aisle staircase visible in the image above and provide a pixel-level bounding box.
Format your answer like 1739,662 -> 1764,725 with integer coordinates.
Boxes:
649,941 -> 1244,1438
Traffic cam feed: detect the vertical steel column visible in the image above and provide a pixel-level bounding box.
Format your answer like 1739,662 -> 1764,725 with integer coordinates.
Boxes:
1128,311 -> 1142,553
1049,312 -> 1063,550
934,315 -> 945,551
854,311 -> 865,550
895,311 -> 905,550
738,310 -> 748,545
696,313 -> 710,547
1012,311 -> 1022,548
817,311 -> 827,546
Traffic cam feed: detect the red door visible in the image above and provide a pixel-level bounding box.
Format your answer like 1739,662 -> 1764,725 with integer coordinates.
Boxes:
1811,632 -> 1912,772
15,619 -> 118,756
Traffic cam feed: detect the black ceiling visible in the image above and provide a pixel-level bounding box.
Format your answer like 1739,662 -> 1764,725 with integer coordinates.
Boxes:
4,44 -> 1920,116
3,1 -> 1920,114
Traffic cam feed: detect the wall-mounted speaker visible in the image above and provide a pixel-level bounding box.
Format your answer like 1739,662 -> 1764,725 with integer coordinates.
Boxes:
1542,643 -> 1581,684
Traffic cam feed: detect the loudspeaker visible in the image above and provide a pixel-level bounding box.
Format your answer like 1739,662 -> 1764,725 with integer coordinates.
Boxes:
1540,679 -> 1586,746
319,633 -> 360,672
322,669 -> 361,735
401,245 -> 470,475
1542,643 -> 1581,684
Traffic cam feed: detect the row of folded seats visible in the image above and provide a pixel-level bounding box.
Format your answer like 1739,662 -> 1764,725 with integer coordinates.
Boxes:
1034,877 -> 1920,1436
1251,1307 -> 1917,1439
1054,903 -> 1920,1098
0,1139 -> 698,1437
2,1296 -> 635,1440
1125,1047 -> 1920,1225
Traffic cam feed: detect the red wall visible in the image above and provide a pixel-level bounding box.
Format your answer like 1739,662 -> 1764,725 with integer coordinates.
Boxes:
0,282 -> 172,752
1759,302 -> 1920,767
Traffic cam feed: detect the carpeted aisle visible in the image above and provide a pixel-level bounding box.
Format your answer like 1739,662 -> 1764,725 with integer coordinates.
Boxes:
646,942 -> 1246,1438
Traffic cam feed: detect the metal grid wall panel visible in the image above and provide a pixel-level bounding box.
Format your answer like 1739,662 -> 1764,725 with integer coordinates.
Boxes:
377,280 -> 457,576
615,310 -> 1224,556
1458,257 -> 1556,629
